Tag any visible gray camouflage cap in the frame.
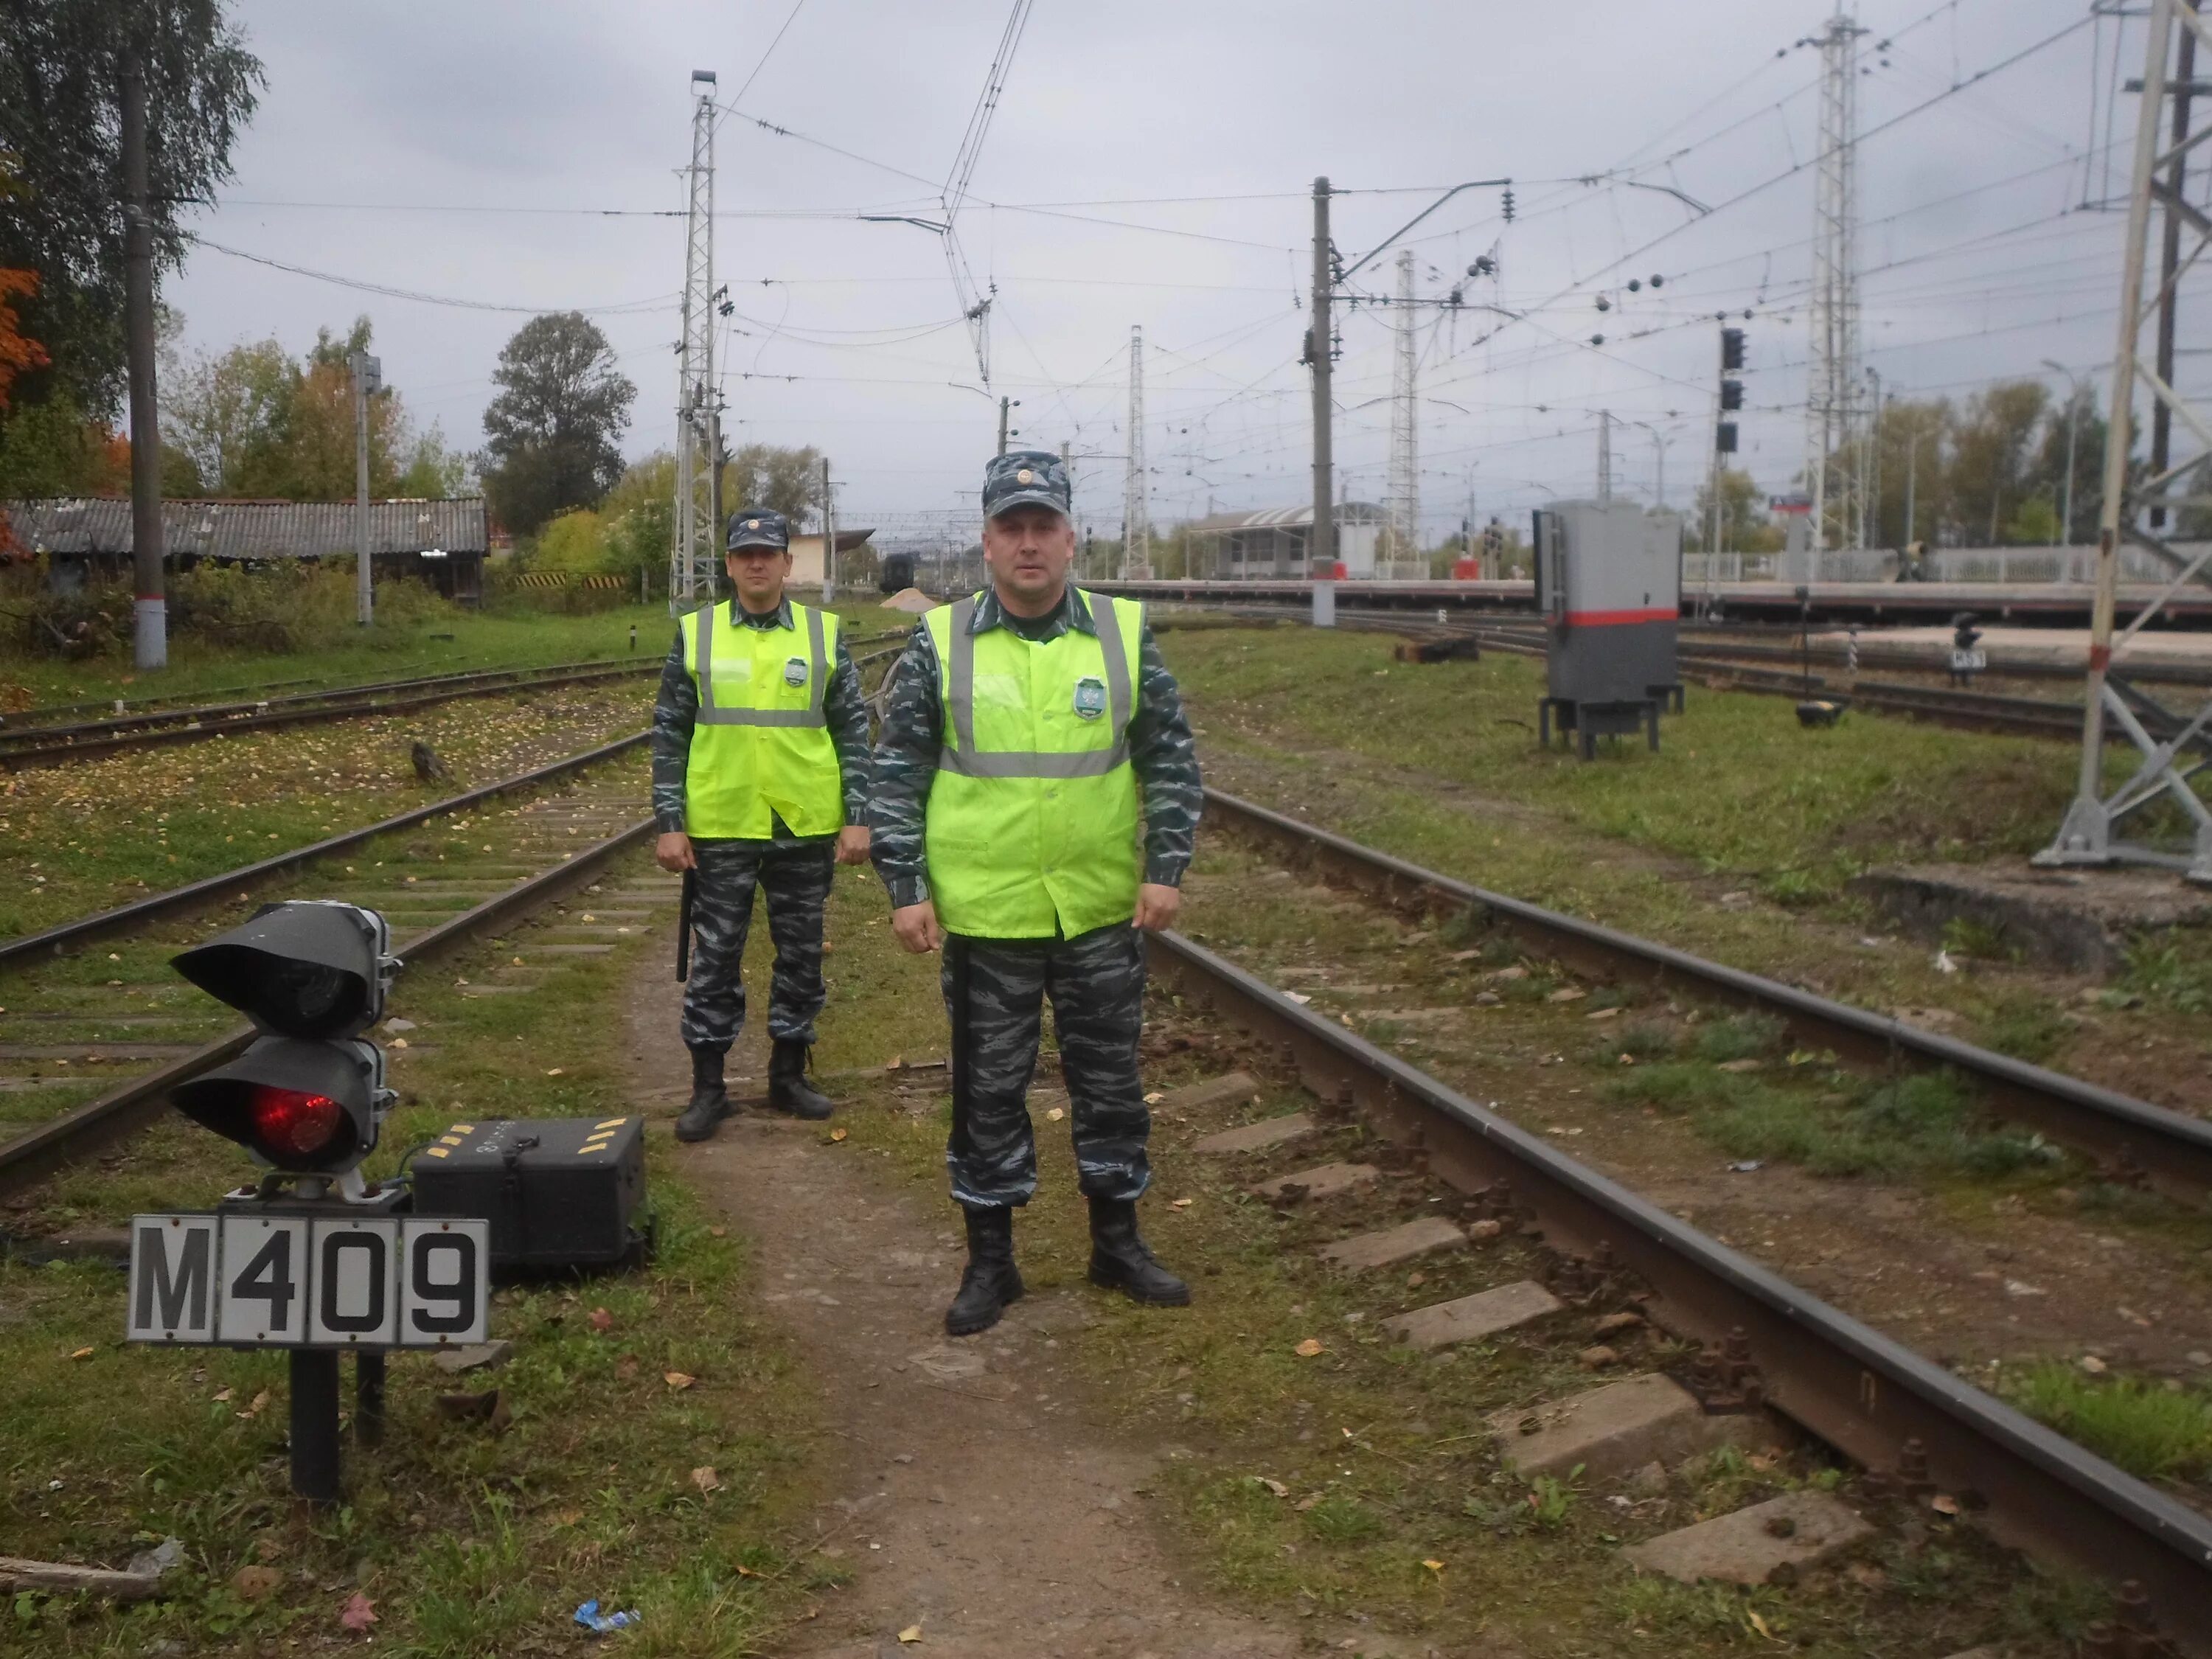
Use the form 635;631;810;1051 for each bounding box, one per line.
725;509;790;552
982;449;1071;518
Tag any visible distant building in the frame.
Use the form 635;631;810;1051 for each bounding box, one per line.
1185;502;1385;580
785;526;875;587
0;497;490;602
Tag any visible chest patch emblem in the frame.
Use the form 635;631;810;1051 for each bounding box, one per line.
785;657;809;688
1071;676;1108;720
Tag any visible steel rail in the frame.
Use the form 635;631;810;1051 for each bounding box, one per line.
0;730;650;970
1202;787;2212;1204
1143;927;2212;1641
0;661;657;771
0;813;655;1198
0;655;655;745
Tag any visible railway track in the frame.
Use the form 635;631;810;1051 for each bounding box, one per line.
1201;786;2212;1203
1145;925;2212;1644
0;733;654;1197
0;655;661;771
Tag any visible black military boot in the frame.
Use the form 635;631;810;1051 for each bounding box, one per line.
675;1044;731;1142
1086;1196;1191;1306
945;1205;1024;1337
766;1037;835;1120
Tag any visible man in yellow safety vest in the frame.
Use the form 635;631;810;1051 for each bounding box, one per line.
652;508;872;1139
869;450;1205;1336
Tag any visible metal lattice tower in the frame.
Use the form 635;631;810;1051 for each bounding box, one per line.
1385;249;1420;577
1806;9;1866;560
1122;326;1150;578
2039;0;2212;886
669;70;720;612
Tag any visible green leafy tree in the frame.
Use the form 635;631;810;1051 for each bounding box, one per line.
0;1;261;425
1688;467;1782;553
480;312;634;535
720;442;821;522
1868;397;1951;549
1947;380;2048;546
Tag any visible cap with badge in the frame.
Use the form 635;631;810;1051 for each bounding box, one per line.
725;508;790;553
981;449;1071;518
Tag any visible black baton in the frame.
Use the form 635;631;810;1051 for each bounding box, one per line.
675;866;696;982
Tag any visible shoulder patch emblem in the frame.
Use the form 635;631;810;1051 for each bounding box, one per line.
785;656;808;687
1072;675;1107;720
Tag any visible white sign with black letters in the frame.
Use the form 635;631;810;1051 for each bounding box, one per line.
126;1211;489;1349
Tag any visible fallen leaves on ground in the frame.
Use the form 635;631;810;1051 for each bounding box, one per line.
690;1466;720;1493
664;1371;695;1390
232;1565;282;1601
588;1307;613;1332
1294;1338;1324;1358
830;1127;849;1142
340;1593;378;1633
897;1626;923;1645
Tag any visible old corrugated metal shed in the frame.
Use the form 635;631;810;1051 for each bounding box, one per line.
1;496;487;560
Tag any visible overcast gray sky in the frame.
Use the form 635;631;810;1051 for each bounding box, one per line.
166;0;2160;543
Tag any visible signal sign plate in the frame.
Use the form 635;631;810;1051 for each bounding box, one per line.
126;1212;489;1350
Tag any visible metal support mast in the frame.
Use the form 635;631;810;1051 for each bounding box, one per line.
1385;248;1420;577
2038;0;2212;886
1806;9;1866;565
670;70;720;613
1121;326;1150;579
1308;177;1336;579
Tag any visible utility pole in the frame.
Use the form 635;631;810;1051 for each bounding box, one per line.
1596;410;1613;504
997;396;1011;456
2039;0;2212;888
1307;177;1336;578
2150;13;2197;527
1385;248;1419;576
1905;428;1919;552
349;350;381;626
1806;9;1866;560
819;455;835;601
121;48;166;669
1122;326;1148;578
670;69;719;613
1863;366;1883;552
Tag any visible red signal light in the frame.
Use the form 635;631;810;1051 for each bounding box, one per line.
250;1086;343;1158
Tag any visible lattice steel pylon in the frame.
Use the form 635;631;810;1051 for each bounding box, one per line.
1384;249;1421;579
669;70;720;613
2039;0;2212;886
1122;325;1150;579
1805;9;1865;564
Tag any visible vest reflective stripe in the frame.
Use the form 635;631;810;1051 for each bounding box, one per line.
695;603;828;727
679;600;844;838
936;594;1133;777
922;589;1142;939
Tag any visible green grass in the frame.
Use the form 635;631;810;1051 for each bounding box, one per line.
2001;1363;2212;1485
0;856;834;1656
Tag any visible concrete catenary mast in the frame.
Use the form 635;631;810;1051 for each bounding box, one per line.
670;70;720;612
1805;9;1866;563
1385;249;1420;577
1122;325;1150;578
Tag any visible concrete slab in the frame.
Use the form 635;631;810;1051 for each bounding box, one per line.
1385;1280;1562;1351
1158;1071;1262;1112
1849;863;2211;975
1621;1490;1874;1586
1489;1373;1761;1483
1193;1112;1317;1156
1318;1216;1467;1271
1250;1161;1380;1202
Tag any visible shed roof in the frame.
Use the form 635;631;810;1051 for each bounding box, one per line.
1;497;489;560
1190;501;1385;532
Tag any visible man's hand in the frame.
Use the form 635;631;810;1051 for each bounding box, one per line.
655;831;697;873
891;900;945;955
835;824;872;866
1133;882;1180;932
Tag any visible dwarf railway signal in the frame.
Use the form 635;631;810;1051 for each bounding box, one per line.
128;900;489;1503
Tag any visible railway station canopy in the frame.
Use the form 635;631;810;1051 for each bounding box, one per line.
0;496;490;602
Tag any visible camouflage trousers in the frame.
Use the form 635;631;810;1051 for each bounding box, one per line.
941;924;1151;1208
679;839;835;1054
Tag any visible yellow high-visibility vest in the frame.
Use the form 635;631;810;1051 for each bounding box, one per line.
921;590;1141;938
678;599;844;838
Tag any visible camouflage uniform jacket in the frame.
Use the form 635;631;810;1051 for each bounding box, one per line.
868;584;1203;911
651;596;872;844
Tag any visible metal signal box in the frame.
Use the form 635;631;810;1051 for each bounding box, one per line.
1531;500;1683;758
410;1116;647;1273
